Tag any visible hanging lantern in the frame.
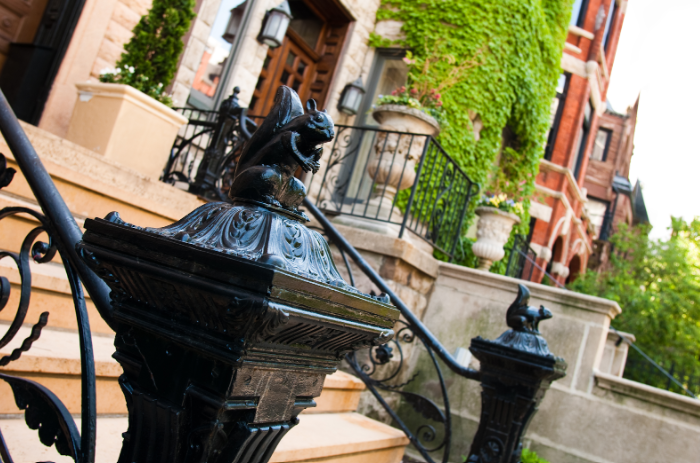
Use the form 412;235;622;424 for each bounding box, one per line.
338;77;366;115
222;3;246;44
258;1;292;48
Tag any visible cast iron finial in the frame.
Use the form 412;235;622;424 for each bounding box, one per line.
506;284;552;334
490;284;555;357
227;86;335;221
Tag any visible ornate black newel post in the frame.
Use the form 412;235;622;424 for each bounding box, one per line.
467;284;567;463
78;86;398;463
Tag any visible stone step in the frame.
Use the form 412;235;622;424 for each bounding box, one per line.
0;324;366;415
0;412;408;462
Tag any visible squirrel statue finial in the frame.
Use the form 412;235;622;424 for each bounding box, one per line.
227;86;334;221
506;284;552;334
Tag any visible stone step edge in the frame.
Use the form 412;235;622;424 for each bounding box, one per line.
0;412;409;463
1;354;364;391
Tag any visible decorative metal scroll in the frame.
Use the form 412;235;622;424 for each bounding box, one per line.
0;156;97;461
345;319;454;463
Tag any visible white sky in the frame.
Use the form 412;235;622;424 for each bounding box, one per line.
605;0;700;238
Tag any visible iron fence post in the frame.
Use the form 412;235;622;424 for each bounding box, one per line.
190;88;243;200
467;285;567;463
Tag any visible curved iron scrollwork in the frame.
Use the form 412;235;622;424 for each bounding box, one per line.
0;152;97;463
161;87;258;201
345;318;452;463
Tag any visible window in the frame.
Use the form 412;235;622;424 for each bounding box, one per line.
570;0;590;27
288;0;324;49
590;128;612;162
572;102;592;179
543;73;569;161
355;49;408;126
189;0;250;109
603;0;618;51
586;198;609;239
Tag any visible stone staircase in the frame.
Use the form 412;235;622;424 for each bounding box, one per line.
0;123;409;463
0;322;409;463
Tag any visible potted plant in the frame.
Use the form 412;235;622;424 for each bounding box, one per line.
65;0;194;179
472;193;524;271
366;46;482;219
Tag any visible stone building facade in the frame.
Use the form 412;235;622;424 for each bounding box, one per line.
0;0;643;288
527;0;644;285
583;97;649;273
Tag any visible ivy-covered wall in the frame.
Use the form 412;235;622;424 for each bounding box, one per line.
370;0;573;269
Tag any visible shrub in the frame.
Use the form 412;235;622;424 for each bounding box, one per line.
99;0;196;105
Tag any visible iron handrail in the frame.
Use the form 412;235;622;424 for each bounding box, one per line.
304;197;480;381
0;89;108;462
610;326;698;399
0;92;114;328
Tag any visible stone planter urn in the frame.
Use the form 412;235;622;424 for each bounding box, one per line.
66;82;187;180
366;104;440;219
472;206;520;271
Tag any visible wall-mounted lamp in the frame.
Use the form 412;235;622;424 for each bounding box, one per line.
222;3;246;44
337;77;366;115
258;1;292;48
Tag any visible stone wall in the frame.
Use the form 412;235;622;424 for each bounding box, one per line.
39;0;158;137
398;262;700;463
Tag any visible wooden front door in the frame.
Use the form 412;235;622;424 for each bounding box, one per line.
251;32;317;115
249;0;350;116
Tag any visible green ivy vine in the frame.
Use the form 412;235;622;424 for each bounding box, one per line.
371;0;573;270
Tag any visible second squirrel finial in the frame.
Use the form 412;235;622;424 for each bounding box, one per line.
506;284;552;334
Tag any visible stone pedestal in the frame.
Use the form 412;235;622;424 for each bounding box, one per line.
466;286;567;463
78;207;399;463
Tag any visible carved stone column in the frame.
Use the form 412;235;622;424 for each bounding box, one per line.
467;285;567;463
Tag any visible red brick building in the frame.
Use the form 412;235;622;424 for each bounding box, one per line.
526;0;644;284
583;98;649;273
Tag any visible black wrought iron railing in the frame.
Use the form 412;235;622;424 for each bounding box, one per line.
304;198;480;463
0;89;115;463
505;234;536;280
163;106;477;261
609;327;699;399
161;87;258;201
314;125;477;260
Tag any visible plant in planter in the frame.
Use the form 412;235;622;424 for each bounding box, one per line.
366;43;483;220
472;193;523;271
65;0;194;179
99;0;196;106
